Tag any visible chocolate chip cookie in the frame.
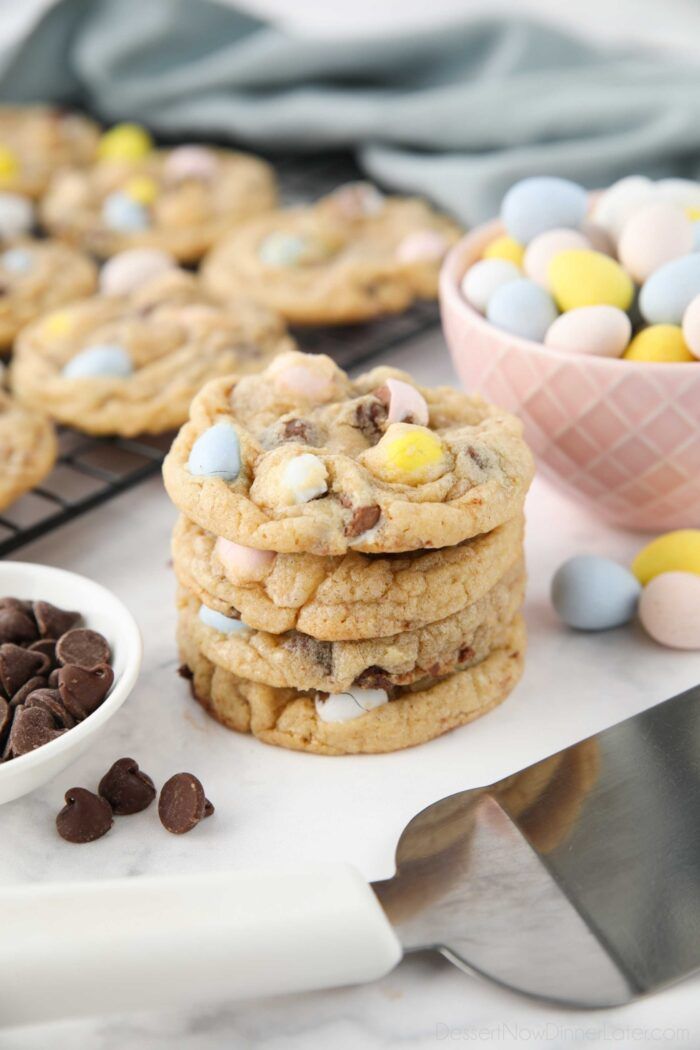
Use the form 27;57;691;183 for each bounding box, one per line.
0;106;98;198
0;390;56;510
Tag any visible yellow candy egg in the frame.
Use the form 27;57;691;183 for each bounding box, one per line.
483;235;524;268
362;423;446;485
548;249;634;312
623;325;694;363
686;207;700;221
124;175;159;205
98;123;153;162
632;529;700;584
0;145;18;182
42;310;74;338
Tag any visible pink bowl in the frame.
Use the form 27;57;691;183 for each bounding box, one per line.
440;220;700;532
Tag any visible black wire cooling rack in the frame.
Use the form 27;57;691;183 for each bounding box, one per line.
0;151;442;557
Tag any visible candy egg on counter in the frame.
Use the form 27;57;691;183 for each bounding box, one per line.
482;234;525;267
460;258;520;313
617;201;693;284
501;176;588;245
548;249;634;312
486;277;557;342
639;253;700;324
590;175;656;239
631;529;700;584
551;555;641;631
682;294;700;359
523;228;590;287
623;325;694;363
638;572;700;650
544;305;631;357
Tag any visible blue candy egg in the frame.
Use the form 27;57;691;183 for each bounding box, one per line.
187;422;241;480
501;177;588;245
551;555;641;631
102;192;150;233
259;232;307;267
1;248;32;274
63;343;133;379
639;252;700;324
486;277;558;342
198;604;248;635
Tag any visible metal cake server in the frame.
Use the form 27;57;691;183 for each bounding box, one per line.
3;684;700;1026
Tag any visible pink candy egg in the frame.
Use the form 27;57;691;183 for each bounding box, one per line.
544;305;631;357
214;537;275;583
380;378;429;426
273;364;335;402
523;228;590;287
99;248;177;296
396;230;449;264
681;293;700;360
618;201;693;283
638;571;700;649
580;220;615;256
163;145;218;183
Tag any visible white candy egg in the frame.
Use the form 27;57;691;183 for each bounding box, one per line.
638;571;700;649
460;258;520;313
590;175;655;240
618;201;693;283
544;305;631;357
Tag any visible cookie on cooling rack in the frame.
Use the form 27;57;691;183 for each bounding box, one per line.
41;126;278;262
0;388;56;511
10;267;295;437
200;183;462;324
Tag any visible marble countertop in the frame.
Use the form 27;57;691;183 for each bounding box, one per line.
2;332;700;1049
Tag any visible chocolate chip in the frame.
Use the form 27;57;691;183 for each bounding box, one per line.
48;668;60;688
10;676;49;707
355;665;392;690
285;633;332;674
0;696;10;740
467;445;489;471
58;663;114;720
99;757;156;815
354;396;387;442
8;705;64;757
0;643;49;696
56;628;111;670
344;504;381;538
56;788;113;843
458;645;475;664
25;688;76;729
204;799;215;818
28;639;57;664
33;601;80;640
177;664;193;680
158;773;211;835
0;606;37;645
282;418;313;441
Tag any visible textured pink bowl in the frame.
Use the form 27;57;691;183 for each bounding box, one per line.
440;220;700;532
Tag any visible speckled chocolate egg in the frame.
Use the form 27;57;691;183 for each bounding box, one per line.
639;571;700;649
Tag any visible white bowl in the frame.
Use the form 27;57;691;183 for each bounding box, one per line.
0;562;142;804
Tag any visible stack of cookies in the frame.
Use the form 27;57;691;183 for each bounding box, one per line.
164;350;534;755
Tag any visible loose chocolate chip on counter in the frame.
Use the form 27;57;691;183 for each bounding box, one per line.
56;628;111;670
33;601;80;640
8;706;64;757
10;676;49;707
0;606;37;646
203;799;215;818
344;504;381;538
58;663;114;720
56;788;113;843
99;758;156;815
0;643;49;697
158;773;212;835
25;689;76;729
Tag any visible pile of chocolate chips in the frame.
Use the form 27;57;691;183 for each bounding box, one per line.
57;758;214;843
0;597;114;762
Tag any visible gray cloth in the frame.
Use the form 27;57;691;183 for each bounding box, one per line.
1;0;699;222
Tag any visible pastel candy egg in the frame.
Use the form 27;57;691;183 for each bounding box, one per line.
0;146;18;181
632;530;700;585
97;123;153;162
623;325;693;363
682;294;700;359
259;232;308;267
198;604;248;636
42;310;74;338
214;537;275;583
617;202;693;284
63;344;133;379
544;305;631;357
579;220;615;256
187;422;241;480
102;192;150;233
362;423;446;486
548;250;634;312
501;176;587;245
486;278;558;342
328;182;385;220
99;248;177;296
395;230;448;264
315;687;388;723
272;363;335;403
692;222;700;251
639;253;700;324
124;175;159;206
638;572;700;649
281;453;328;504
551;555;641;631
1;247;33;274
164;145;218;182
656;178;700;212
0;192;34;239
378;378;429;426
482;235;524;267
590;175;655;239
460;259;520;313
523;228;590;288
